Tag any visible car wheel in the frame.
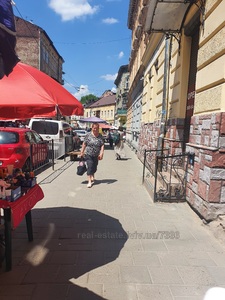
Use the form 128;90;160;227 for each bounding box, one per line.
22;158;31;172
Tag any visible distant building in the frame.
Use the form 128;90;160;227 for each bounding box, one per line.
114;65;129;128
84;94;116;125
15;17;64;84
101;90;115;98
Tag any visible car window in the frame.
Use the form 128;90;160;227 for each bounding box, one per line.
31;121;59;135
33;131;43;143
25;131;36;143
0;131;19;144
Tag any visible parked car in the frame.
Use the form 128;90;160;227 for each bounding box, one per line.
0;127;49;172
73;129;88;144
28;119;75;158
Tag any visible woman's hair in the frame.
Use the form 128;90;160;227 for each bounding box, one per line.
92;122;99;128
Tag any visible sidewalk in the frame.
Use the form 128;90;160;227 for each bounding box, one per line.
0;144;225;300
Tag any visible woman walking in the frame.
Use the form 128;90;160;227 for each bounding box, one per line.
80;123;104;188
114;127;126;160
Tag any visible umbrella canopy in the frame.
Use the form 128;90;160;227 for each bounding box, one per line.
0;62;84;119
99;123;112;129
79;116;107;123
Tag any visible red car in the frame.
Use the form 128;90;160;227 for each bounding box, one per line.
0;127;49;172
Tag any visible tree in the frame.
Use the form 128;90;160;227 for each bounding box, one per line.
80;94;98;105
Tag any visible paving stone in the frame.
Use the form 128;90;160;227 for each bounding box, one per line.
177;266;216;286
132;251;161;266
103;283;138;300
148;266;183;284
120;266;152;283
31;284;69;300
136;284;173;300
169;285;210;297
206;266;225;285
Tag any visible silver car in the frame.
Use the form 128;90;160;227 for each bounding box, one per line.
73;129;87;143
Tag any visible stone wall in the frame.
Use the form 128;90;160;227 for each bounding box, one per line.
138;113;225;220
137;118;185;160
186;112;225;221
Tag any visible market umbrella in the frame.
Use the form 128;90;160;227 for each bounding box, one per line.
99;123;112;129
79;116;107;123
0;62;84;119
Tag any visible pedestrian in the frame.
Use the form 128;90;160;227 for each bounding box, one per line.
108;130;114;148
80;122;104;188
114;127;126;160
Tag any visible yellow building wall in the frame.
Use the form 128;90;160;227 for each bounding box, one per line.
195;0;225;114
83;105;115;125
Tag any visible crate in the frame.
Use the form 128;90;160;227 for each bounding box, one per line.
21;177;37;188
5;186;22;202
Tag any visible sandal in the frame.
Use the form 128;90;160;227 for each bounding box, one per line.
87;182;92;188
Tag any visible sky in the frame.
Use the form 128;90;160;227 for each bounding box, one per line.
12;0;132;100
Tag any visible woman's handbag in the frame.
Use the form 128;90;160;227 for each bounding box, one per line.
76;159;87;176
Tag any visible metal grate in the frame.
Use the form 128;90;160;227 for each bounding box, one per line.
39;161;74;184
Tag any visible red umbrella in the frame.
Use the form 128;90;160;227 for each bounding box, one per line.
0;62;84;119
99;123;112;129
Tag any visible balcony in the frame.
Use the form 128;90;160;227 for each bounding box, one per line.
116;109;127;116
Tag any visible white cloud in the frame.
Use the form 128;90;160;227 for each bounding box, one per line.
101;73;118;81
73;85;90;100
48;0;99;21
111;87;117;93
118;51;124;59
102;18;119;25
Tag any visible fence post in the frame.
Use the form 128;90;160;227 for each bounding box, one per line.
142;149;147;184
30;144;33;171
51;140;54;170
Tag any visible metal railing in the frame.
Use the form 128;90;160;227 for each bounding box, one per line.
142;149;194;202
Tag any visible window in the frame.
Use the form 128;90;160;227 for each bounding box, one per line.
26;132;36;143
31;121;59;135
0;132;18;144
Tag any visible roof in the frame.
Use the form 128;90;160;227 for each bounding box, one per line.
88;94;116;108
114;65;129;86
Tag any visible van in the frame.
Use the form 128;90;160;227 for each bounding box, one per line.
28;119;74;158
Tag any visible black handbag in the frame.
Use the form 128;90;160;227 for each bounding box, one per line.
77;159;87;176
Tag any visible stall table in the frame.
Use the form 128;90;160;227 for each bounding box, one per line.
0;184;44;271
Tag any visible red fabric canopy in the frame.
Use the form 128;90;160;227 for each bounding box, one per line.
0;62;84;119
99;123;112;129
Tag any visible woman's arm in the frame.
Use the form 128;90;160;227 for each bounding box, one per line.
98;144;104;160
80;142;86;157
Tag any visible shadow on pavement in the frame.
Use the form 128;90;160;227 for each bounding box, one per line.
0;207;128;300
82;179;117;186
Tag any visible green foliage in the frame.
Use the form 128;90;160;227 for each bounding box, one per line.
80;94;98;105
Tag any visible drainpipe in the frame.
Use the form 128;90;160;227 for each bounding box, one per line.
157;35;171;160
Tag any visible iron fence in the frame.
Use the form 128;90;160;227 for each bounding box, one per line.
143;149;194;202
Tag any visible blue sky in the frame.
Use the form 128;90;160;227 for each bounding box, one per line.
13;0;131;100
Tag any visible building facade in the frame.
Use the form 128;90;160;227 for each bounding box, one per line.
114;65;129;128
15;17;64;84
127;0;225;220
84;93;116;125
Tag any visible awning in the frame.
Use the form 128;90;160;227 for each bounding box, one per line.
145;0;196;33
